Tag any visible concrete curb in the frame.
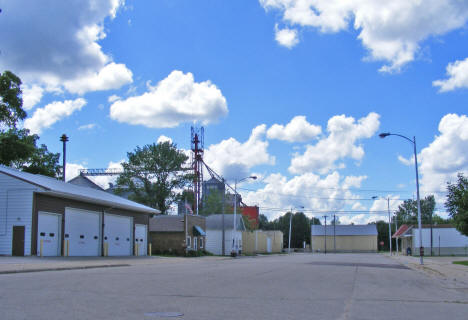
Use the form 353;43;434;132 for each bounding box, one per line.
0;264;131;275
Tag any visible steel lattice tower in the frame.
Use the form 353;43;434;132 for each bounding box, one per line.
191;126;204;215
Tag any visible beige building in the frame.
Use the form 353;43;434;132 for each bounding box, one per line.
242;230;283;254
311;224;377;253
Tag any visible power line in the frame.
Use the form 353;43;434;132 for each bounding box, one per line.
238;187;409;202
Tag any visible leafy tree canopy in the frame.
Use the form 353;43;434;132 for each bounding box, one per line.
0;70;61;178
116;141;191;214
260;211;321;248
445;173;468;236
0;71;26;128
394;195;445;225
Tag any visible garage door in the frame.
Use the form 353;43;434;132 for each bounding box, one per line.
104;214;132;256
135;224;147;256
37;212;61;256
65;208;101;256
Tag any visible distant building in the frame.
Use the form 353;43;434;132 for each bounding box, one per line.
241;206;259;229
149;214;206;255
202;177;225;206
393;224;468;256
311;224;378;253
205;214;245;255
68;174;104;191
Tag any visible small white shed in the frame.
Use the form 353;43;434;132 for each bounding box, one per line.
205;214;245;255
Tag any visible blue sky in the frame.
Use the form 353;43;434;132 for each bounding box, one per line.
1;0;468;223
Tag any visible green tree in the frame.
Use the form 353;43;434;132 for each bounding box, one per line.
0;70;61;177
0;70;26;128
269;211;316;248
116;141;191;214
395;195;437;225
445;173;468;236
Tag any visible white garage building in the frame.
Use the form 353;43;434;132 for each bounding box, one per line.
0;166;158;257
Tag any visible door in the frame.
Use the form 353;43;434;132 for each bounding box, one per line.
193;237;198;250
12;226;25;256
37;212;61;256
267;237;272;253
134;224;147;256
104;214;132;256
65;208;101;256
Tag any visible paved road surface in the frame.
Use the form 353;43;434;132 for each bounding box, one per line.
0;253;466;320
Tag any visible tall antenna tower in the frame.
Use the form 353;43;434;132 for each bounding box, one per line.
191;126;204;215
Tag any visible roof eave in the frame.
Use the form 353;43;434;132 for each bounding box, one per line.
37;190;159;215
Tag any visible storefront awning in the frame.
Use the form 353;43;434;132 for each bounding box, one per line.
193;225;206;236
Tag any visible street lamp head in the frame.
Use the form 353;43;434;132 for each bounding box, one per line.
372;196;378;200
379;132;390;139
60;134;69;142
250;176;257;180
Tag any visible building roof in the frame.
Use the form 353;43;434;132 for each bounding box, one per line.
0;165;159;215
149;215;184;232
68;174;104;191
392;224;412;238
392;224;456;238
311;224;378;236
205;214;245;231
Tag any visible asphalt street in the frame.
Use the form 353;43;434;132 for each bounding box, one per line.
0;253;467;320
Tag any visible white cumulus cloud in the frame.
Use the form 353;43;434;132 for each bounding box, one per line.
204;125;275;181
289;112;380;175
157;135;173;144
110;70;228;128
267;115;322;142
24;98;86;134
274;24;299;48
260;0;468;72
0;0;132;94
78;123;97;131
415;114;468;200
22;85;44;110
433;57;468;92
63;62;133;95
242;171;367;221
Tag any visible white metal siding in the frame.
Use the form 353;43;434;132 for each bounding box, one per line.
205;230;222;255
205;229;242;255
0;172;42;255
412;228;468;248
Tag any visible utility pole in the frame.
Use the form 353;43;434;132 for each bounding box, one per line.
222;179;225;256
323;215;327;254
60;134;69;181
430;210;433;256
394;215;399;254
387;197;392;255
333;214;336;253
288;209;293;253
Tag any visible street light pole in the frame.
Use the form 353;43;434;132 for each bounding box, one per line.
288;208;292;254
387;197;392;256
379;132;423;265
288;205;304;253
60;134;69;182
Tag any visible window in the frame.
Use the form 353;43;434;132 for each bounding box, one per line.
199;237;204;249
193;237;198;250
186;236;191;248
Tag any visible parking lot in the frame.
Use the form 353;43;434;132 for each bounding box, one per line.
0;253;467;320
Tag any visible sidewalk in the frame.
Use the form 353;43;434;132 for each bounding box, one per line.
0;255;224;274
390;254;468;288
